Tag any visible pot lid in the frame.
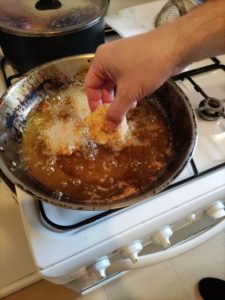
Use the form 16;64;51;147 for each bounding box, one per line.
0;0;109;36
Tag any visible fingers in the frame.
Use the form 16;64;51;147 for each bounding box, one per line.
86;87;103;111
130;101;138;109
84;63;104;111
106;80;139;129
85;58;115;111
102;81;115;104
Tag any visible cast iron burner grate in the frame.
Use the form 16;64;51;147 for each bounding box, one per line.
1;35;225;231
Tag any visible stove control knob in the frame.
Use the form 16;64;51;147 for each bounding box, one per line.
205;201;225;219
186;213;196;223
88;256;110;279
152;225;173;248
121;241;143;263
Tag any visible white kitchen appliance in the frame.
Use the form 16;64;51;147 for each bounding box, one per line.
15;54;225;294
1;0;225;296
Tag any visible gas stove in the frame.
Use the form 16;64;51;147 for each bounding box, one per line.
4;54;224;229
1;31;225;294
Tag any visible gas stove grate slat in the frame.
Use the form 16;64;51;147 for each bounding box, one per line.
37;200;120;231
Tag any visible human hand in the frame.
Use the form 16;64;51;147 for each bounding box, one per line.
85;28;182;129
84;0;225;129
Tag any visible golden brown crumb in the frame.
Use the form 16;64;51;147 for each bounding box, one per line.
85;104;129;151
42;119;88;156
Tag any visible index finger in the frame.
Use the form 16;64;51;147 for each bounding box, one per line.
84;64;104;111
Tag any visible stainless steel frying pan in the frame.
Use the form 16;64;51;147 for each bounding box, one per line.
0;54;197;210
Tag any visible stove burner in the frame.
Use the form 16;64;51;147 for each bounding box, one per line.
198;97;225;121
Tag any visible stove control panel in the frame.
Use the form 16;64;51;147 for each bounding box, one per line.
151;225;173;248
205;201;225;219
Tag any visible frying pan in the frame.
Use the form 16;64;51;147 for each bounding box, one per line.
0;54;197;210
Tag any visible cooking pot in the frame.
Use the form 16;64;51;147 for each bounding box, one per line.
0;54;197;210
0;0;109;73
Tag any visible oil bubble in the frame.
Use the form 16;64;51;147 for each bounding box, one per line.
23;156;31;162
103;160;117;171
72;178;82;186
88;153;96;161
100;175;109;183
75;164;84;171
109;177;114;184
111;159;118;167
11;161;17;167
46;157;56;166
53;191;63;200
131;160;142;171
41;166;55;176
34;161;42;168
75;152;81;158
60;181;68;188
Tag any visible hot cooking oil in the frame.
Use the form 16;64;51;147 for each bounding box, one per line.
21;88;173;203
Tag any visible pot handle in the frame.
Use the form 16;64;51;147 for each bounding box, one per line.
35;0;62;10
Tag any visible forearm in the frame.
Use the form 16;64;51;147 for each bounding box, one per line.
170;0;225;70
121;0;225;77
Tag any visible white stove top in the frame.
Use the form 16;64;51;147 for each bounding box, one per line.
0;13;225;288
14;55;225;274
178;62;225;171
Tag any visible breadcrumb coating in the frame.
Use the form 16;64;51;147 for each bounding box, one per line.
86;104;129;151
